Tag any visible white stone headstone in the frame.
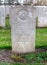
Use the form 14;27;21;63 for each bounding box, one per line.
35;6;47;27
0;5;5;27
9;5;38;53
36;6;47;27
5;5;9;17
38;17;47;27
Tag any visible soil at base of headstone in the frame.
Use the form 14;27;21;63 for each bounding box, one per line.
0;48;47;63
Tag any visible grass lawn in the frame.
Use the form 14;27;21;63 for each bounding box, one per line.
36;28;47;48
0;17;47;65
0;62;45;65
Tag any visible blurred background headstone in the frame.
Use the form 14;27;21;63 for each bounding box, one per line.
36;6;47;27
0;5;5;27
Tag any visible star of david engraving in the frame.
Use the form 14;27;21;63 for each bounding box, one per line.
16;33;31;43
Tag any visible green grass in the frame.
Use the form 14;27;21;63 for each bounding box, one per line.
0;29;11;49
0;62;45;65
36;28;47;48
21;50;47;63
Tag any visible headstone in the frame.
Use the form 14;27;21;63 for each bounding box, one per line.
0;5;5;27
36;6;47;27
9;5;38;53
38;17;47;27
5;5;9;17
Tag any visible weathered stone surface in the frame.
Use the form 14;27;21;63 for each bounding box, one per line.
0;5;5;27
9;5;37;53
5;5;9;17
38;17;47;27
36;6;47;27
